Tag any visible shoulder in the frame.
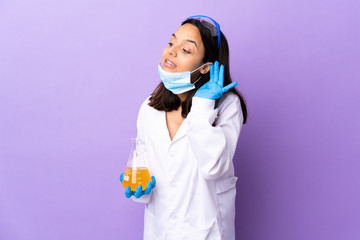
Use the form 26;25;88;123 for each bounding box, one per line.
137;96;151;128
138;95;159;116
137;96;149;118
140;96;151;109
139;95;159;112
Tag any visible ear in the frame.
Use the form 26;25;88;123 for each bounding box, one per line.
200;62;213;74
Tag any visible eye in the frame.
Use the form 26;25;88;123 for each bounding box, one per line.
168;42;173;46
183;49;190;54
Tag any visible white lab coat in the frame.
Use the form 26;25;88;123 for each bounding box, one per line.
131;91;243;240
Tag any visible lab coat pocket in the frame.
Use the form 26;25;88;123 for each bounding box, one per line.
215;176;238;240
181;217;222;240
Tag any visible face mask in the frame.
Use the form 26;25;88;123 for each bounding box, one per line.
158;61;208;94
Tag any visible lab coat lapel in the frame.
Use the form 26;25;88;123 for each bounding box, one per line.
162;111;188;144
171;118;188;143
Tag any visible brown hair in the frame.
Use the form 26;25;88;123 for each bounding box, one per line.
148;18;248;124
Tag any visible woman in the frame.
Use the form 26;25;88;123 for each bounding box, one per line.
121;15;248;240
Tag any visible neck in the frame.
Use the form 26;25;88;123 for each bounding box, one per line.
177;92;188;103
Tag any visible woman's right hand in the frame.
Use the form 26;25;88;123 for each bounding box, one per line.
120;173;156;198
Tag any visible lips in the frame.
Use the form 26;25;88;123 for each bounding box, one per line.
164;58;176;68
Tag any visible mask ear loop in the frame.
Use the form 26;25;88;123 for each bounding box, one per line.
190;62;209;74
191;61;220;110
190;62;210;85
192;75;202;85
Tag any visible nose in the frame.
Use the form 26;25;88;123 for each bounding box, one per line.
168;44;177;57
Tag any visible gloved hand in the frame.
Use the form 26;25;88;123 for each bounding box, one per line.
194;61;237;99
120;173;156;198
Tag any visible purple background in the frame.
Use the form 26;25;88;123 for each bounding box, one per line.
1;0;359;239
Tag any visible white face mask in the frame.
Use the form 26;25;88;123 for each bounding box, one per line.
158;61;208;94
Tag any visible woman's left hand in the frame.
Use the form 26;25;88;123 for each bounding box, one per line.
194;61;238;100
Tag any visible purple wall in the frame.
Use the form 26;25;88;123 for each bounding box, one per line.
0;0;359;239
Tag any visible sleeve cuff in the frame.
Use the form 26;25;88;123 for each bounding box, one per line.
191;97;216;112
186;97;219;125
130;192;151;203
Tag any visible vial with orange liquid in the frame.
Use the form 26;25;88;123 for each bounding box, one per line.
122;138;152;191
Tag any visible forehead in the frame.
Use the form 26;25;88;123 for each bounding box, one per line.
173;23;203;44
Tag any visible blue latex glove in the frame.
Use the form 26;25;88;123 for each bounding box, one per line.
194;61;238;99
120;173;156;198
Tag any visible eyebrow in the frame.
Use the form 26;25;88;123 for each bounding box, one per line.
172;33;198;48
